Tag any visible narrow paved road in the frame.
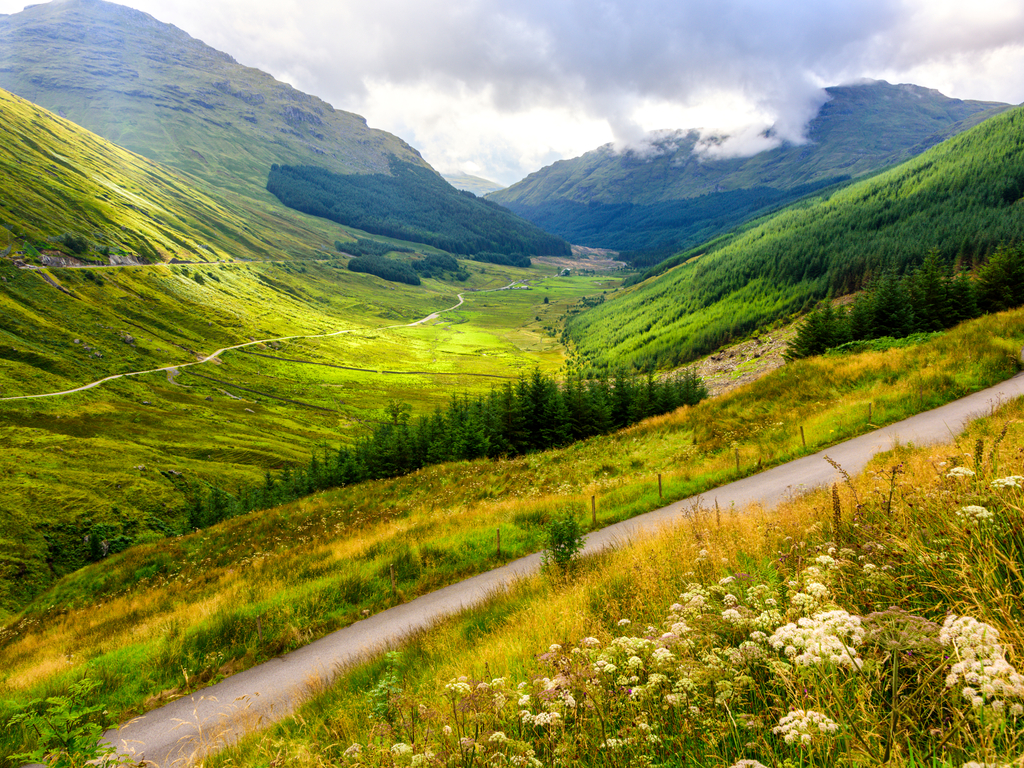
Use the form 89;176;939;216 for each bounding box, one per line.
102;369;1024;767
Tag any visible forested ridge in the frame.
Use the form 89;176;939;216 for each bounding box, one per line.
267;160;570;257
563;105;1024;373
501;178;845;260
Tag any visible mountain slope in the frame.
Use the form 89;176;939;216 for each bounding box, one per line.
0;86;315;264
0;0;429;201
491;81;1010;255
443;173;506;196
561;104;1024;372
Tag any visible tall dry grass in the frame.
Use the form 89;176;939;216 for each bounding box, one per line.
206;397;1024;768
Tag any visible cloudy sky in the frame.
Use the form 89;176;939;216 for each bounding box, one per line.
4;0;1024;185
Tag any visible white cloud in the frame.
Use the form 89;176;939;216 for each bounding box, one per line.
2;0;1023;184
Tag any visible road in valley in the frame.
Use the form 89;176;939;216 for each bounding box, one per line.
101;368;1024;767
0;295;473;403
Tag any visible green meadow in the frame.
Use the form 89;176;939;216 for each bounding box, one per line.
0;253;619;617
1;307;1021;767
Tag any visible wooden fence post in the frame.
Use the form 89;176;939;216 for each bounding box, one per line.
658;474;663;498
800;426;806;449
591;495;597;526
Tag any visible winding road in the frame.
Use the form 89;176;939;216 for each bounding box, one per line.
99;367;1024;767
0;292;473;403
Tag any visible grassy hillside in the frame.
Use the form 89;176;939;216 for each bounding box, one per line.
207;393;1024;768
491;81;1009;255
0;255;613;615
0;0;427;201
0;1;569;268
0;86;332;264
1;307;1022;765
563;104;1024;373
0;77;616;620
442;173;506;196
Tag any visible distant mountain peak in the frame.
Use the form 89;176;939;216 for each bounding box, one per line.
489;80;1011;253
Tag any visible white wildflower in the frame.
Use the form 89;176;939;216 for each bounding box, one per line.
773;709;839;745
769;610;864;668
991;475;1023;489
446;679;473;695
941;615;1024;716
956;505;994;523
946;466;976;478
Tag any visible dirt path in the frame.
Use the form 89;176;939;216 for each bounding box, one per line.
102;370;1024;767
0;291;484;403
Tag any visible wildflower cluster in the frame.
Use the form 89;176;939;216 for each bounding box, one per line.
772;709;840;746
785;560;837;618
940;615;1024;717
955;505;994;524
990;475;1023;489
947;466;977;479
768;610;865;668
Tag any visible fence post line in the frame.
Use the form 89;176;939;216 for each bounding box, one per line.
658;473;663;498
591;495;597;526
800;425;806;449
390;564;396;597
497;528;501;558
735;449;740;473
868;402;873;423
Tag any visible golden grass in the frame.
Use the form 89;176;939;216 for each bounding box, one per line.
205;398;1024;768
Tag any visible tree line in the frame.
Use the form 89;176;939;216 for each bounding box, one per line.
267;160;570;257
179;368;707;530
787;245;1024;359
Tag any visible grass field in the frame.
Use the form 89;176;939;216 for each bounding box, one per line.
0;258;618;614
2;307;1021;765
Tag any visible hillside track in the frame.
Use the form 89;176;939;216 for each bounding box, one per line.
101;368;1024;767
0;293;478;403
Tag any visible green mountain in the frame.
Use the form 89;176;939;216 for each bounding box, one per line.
443;173;506;196
0;0;430;202
490;81;1010;258
562;104;1024;372
0;0;567;259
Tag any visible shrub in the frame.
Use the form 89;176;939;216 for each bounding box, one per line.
542;507;585;574
6;678;119;767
